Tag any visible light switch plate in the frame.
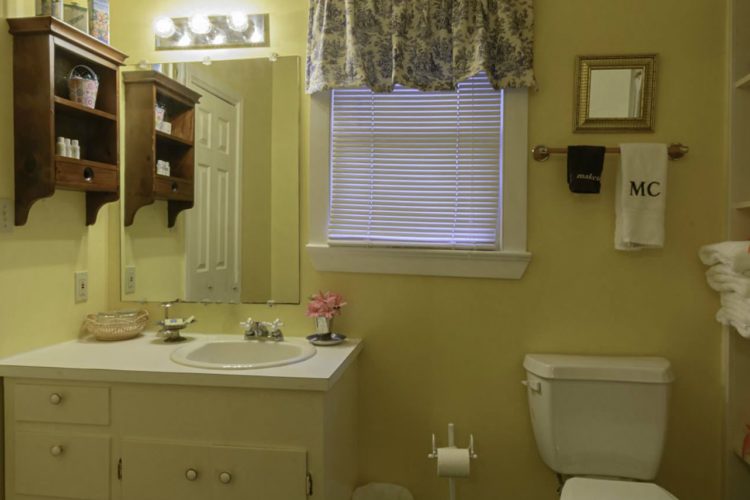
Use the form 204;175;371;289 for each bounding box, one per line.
74;271;88;303
0;198;13;232
125;266;136;294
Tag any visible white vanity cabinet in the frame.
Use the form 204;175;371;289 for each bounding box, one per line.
121;440;307;500
0;336;360;500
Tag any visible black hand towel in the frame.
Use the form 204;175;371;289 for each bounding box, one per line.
567;146;606;193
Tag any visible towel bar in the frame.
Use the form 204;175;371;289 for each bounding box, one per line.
532;143;689;162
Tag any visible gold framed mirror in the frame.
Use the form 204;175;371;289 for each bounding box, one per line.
574;54;657;132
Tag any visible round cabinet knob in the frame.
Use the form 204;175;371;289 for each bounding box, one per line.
218;472;232;484
50;445;63;456
185;469;198;481
49;393;62;405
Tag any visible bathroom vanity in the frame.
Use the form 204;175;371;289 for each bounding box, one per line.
0;333;362;500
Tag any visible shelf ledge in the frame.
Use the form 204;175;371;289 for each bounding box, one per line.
55;96;117;121
156;130;194;147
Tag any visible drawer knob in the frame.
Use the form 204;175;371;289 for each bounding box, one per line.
49;393;62;405
185;469;198;481
50;445;63;456
83;167;94;182
219;472;232;484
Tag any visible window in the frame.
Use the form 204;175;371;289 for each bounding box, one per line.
308;74;530;279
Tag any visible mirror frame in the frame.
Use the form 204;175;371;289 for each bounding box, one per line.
574;54;657;132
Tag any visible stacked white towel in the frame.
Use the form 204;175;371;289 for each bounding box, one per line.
700;241;750;337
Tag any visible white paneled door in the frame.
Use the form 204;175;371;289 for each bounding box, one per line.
185;84;240;303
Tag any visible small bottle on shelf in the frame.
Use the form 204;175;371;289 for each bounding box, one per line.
71;140;81;159
56;137;66;157
63;138;72;158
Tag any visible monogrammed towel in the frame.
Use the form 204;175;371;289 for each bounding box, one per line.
567;146;606;193
614;143;668;251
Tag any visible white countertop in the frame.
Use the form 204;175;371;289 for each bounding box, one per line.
0;332;362;391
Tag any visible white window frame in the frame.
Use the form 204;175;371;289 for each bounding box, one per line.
308;88;531;279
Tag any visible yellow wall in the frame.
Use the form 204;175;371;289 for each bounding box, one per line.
0;0;112;355
108;1;727;499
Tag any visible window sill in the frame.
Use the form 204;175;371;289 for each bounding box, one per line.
306;243;531;279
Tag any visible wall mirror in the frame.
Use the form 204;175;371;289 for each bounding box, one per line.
121;56;300;304
574;54;657;131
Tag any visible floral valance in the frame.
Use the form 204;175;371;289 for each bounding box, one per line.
305;0;537;94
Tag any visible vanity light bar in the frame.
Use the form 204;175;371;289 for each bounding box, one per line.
531;143;689;162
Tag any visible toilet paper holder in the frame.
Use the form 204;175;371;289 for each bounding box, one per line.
428;423;477;500
428;422;478;459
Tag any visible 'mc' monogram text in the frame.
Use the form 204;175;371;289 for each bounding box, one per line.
630;181;661;197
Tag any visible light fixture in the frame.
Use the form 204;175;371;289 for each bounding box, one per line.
188;14;212;35
249;27;264;44
177;31;192;47
154;16;176;39
154;13;270;50
211;30;227;46
227;12;249;32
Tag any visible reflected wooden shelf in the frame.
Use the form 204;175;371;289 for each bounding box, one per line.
733;201;750;210
156;130;194;147
54;96;117;122
123;70;201;228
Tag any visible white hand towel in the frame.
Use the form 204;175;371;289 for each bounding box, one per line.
615;143;668;250
717;293;750;338
706;265;750;296
698;241;750;266
720;293;750;322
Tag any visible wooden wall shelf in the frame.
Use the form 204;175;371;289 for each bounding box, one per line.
123;71;201;228
8;16;127;225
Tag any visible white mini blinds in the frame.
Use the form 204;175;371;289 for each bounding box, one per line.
329;73;503;250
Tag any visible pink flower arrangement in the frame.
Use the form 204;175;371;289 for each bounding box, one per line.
306;291;347;319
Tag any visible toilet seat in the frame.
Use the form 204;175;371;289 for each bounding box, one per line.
561;478;678;500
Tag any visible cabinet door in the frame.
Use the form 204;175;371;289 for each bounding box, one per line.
210;445;308;500
14;431;111;499
121;439;210;500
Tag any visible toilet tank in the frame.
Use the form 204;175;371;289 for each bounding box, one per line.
523;354;674;481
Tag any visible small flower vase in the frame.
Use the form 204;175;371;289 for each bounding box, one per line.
314;317;334;337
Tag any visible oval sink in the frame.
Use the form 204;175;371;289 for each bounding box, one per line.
170;339;316;370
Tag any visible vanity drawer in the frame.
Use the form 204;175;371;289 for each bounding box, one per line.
56;158;119;192
14;430;111;499
14;383;110;425
154;176;193;201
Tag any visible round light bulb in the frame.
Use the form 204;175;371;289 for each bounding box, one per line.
188;14;212;35
153;16;176;39
227;12;249;32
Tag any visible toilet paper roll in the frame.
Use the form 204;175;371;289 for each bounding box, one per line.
436;447;470;478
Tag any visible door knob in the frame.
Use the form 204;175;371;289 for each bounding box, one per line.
218;471;232;484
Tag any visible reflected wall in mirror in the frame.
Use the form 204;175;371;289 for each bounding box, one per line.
574;54;656;131
121;56;300;304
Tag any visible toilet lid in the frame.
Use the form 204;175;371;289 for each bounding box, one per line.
561;478;678;500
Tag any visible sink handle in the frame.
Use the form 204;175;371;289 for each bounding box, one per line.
269;318;284;341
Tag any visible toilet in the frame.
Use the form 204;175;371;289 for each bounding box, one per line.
523;354;678;499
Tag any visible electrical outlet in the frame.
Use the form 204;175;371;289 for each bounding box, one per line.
0;198;13;232
74;271;88;303
125;266;136;294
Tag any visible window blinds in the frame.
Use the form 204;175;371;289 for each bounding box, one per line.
329;73;503;250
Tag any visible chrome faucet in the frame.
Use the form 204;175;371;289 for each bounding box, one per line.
240;318;284;342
